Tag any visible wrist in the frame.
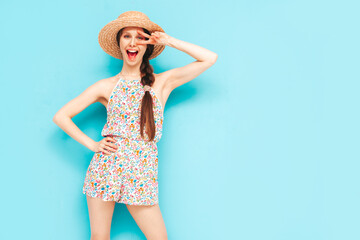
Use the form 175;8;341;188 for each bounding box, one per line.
167;36;179;48
86;139;97;152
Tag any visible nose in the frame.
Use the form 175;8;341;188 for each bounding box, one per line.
130;37;136;46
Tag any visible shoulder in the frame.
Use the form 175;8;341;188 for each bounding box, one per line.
88;76;113;89
86;75;118;101
100;75;122;90
99;75;119;87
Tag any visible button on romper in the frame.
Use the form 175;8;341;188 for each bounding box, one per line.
82;76;164;205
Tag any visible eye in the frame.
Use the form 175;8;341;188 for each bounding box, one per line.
138;36;144;40
124;35;129;38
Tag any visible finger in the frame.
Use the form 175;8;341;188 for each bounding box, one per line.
106;142;118;150
101;148;111;155
104;145;116;152
102;146;114;154
111;142;119;148
151;33;160;39
104;151;111;155
136;39;151;45
104;144;115;150
106;138;117;145
147;37;158;43
151;36;160;43
137;30;151;38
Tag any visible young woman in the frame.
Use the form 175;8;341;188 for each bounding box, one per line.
53;11;217;240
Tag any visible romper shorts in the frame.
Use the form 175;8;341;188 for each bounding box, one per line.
82;135;159;205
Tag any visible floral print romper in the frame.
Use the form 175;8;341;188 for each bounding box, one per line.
82;76;164;205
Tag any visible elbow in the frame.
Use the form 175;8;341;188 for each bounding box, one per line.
53;112;64;125
53;112;72;125
52;113;60;125
209;53;218;65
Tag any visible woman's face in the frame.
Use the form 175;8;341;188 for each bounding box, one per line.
119;27;147;64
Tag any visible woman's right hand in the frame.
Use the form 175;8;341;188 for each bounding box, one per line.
91;137;119;155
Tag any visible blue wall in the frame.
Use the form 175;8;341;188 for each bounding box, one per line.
1;0;360;239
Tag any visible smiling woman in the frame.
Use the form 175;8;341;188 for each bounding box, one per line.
53;10;217;240
123;32;144;60
126;49;138;61
114;26;161;141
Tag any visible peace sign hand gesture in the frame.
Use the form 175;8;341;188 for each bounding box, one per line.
136;30;172;46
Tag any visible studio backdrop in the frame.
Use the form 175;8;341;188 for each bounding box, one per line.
1;0;359;239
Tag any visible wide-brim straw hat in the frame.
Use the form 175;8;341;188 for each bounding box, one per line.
98;11;166;60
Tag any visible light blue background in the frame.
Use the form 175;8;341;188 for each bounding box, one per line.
1;0;359;239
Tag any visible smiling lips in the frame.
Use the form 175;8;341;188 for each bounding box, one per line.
126;50;138;61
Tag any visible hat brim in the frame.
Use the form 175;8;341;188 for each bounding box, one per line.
98;18;166;60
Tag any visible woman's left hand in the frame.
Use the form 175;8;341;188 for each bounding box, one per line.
136;30;172;46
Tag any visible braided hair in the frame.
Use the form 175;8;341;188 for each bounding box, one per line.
116;28;157;142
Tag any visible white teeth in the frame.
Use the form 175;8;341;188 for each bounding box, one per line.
128;50;138;53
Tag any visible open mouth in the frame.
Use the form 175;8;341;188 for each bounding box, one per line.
126;50;138;61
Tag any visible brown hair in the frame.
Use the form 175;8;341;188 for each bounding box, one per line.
116;28;156;142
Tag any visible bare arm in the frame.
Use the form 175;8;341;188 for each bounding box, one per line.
161;36;218;92
136;31;218;93
52;79;106;151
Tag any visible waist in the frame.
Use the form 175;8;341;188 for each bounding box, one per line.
104;134;156;144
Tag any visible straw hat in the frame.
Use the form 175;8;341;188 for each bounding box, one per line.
98;11;166;60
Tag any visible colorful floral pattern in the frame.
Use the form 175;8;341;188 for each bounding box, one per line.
82;76;164;205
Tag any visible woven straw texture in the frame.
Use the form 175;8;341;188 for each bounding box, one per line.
98;11;166;60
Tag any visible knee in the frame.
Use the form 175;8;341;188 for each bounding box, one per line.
90;232;110;240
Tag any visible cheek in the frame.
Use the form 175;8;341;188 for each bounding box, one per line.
119;39;128;49
139;47;147;54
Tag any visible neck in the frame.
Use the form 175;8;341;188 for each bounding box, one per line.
119;63;142;78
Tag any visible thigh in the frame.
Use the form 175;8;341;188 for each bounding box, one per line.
86;195;116;239
126;204;168;240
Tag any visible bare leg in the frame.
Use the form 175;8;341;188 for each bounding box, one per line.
86;195;116;240
126;203;168;240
